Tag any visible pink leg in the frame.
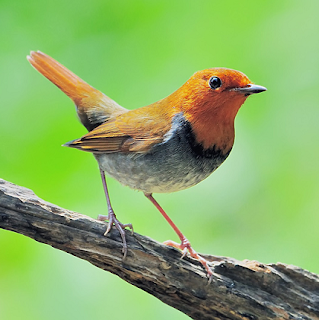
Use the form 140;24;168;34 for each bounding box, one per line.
144;193;212;280
98;169;133;259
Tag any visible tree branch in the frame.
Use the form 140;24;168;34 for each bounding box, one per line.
0;178;318;320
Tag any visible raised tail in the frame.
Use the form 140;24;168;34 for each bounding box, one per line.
27;51;128;131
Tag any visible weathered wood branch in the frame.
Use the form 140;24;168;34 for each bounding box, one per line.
0;178;318;320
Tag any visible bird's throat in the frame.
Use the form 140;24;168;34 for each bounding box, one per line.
186;113;235;155
185;120;232;160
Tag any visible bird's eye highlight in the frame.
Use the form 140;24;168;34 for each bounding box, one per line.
209;77;222;90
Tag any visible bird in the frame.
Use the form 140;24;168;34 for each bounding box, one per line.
27;51;266;279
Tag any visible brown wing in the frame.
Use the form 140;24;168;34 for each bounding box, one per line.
64;103;174;154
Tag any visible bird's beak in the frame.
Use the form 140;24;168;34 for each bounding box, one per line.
233;84;267;96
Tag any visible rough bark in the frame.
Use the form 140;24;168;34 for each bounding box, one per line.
0;178;318;320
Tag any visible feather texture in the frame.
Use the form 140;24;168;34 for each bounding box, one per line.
65;103;174;153
27;51;127;130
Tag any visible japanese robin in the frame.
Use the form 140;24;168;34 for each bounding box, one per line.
28;51;266;278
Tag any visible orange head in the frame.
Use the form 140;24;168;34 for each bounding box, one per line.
167;68;266;152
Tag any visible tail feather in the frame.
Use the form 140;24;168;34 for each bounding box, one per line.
27;51;128;131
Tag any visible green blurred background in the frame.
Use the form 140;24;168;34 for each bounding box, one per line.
1;0;319;319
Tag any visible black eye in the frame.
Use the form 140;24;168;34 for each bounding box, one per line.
209;76;222;90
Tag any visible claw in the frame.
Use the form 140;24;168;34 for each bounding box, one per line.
180;247;188;259
97;214;108;221
164;238;213;281
98;210;133;259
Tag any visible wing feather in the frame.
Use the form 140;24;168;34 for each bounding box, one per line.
64;105;173;153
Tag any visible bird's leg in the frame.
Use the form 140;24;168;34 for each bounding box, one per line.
144;193;213;280
98;169;133;259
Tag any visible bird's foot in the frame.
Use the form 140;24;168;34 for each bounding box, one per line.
164;237;213;282
98;212;133;259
